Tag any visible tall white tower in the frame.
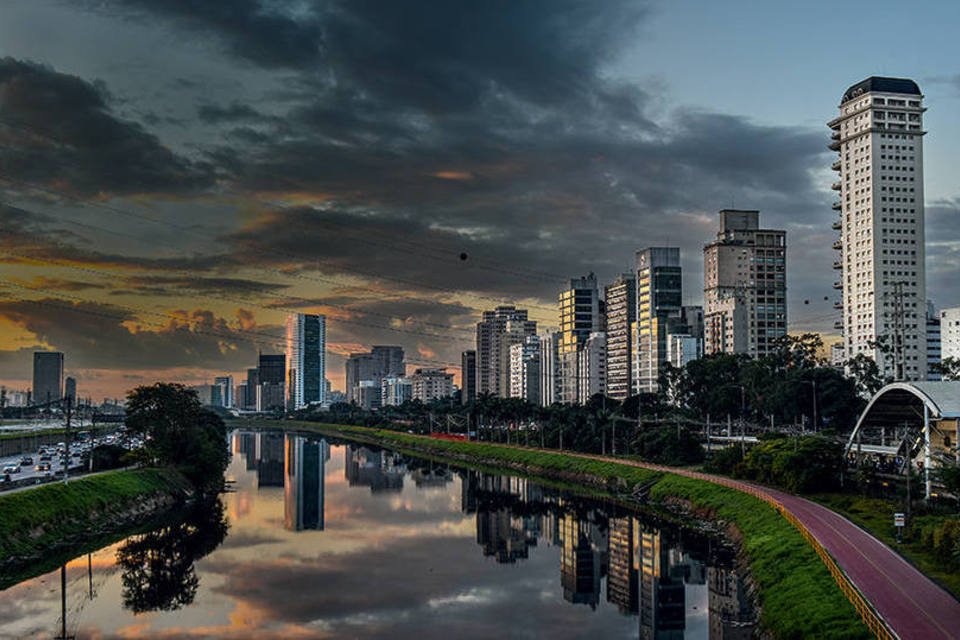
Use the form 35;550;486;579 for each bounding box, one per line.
828;77;926;380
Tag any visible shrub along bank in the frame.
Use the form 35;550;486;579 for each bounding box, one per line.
249;421;869;639
0;468;192;579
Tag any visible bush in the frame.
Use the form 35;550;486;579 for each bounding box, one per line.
703;444;744;474
631;424;705;465
90;444;129;471
734;435;843;493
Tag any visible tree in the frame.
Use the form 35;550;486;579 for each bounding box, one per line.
934;357;960;381
117;498;228;613
125;383;230;492
845;352;888;397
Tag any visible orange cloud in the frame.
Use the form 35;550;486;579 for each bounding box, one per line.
431;170;474;181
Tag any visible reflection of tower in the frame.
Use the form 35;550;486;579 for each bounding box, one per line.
344;445;404;492
477;508;530;563
284;435;328;531
560;512;605;608
256;432;285;487
639;530;685;640
460;470;479;514
237;432;257;471
607;516;639;614
708;566;754;640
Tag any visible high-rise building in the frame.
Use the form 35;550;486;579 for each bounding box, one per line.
64;376;76;405
604;274;636;400
32;351;64;405
258;354;285;385
256;431;285;487
460;350;477;404
941;307;960;366
345;346;404;404
286;313;327;410
381;375;413;406
476;306;537;398
508;335;541;404
214;375;234;408
283;434;328;531
243;367;260;409
635;249;683;393
538;332;560;407
829;77;926;380
409;368;455;402
558;275;603;403
577;332;606;402
356;380;381;411
667;334;703;369
927;301;942;381
703;210;787;358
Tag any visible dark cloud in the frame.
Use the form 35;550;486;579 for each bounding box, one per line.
197;102;268;124
119;274;290;296
0;57;212;196
0;297;279;370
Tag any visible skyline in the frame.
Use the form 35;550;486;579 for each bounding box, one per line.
1;1;958;398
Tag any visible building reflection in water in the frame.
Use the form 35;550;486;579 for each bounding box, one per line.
460;469;756;638
284;435;329;531
344;444;405;493
230;432;755;636
255;432;285;488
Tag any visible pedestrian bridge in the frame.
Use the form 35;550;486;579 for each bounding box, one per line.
845;381;960;496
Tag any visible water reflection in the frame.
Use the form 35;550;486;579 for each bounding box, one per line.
116;498;228;613
454;465;756;637
2;430;755;639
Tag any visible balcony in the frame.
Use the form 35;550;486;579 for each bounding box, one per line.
833;280;843;290
832;239;843;250
834;320;844;331
833;300;843;310
832;201;842;211
832;220;842;231
829;140;841;151
833;260;843;270
831;181;842;191
831;131;841;141
832;159;842;171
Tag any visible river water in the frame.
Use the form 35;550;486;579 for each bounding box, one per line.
0;430;755;639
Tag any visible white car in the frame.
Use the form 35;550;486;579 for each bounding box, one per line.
2;465;20;474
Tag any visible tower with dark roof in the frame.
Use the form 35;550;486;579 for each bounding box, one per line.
828;77;927;380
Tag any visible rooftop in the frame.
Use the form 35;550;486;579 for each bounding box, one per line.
841;76;921;104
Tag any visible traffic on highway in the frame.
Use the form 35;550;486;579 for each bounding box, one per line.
0;430;142;490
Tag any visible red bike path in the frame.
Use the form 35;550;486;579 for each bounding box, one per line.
575;453;960;639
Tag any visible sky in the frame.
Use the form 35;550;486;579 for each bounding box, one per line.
0;0;958;400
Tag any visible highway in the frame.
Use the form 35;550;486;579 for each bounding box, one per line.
0;431;133;491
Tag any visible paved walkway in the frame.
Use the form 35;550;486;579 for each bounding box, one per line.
575;453;960;640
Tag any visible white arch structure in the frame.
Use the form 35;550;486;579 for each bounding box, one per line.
846;381;960;499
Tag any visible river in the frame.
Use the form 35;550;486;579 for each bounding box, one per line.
0;429;755;639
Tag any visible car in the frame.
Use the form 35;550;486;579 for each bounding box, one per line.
37;448;48;456
35;462;51;472
39;454;52;462
20;456;33;466
2;465;20;474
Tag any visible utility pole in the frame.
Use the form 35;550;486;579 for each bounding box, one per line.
63;395;72;484
891;281;906;381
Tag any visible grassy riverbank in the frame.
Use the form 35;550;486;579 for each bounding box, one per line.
0;468;192;581
812;493;960;599
245;420;870;639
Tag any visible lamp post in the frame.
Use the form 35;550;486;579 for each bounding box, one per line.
800;379;818;433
